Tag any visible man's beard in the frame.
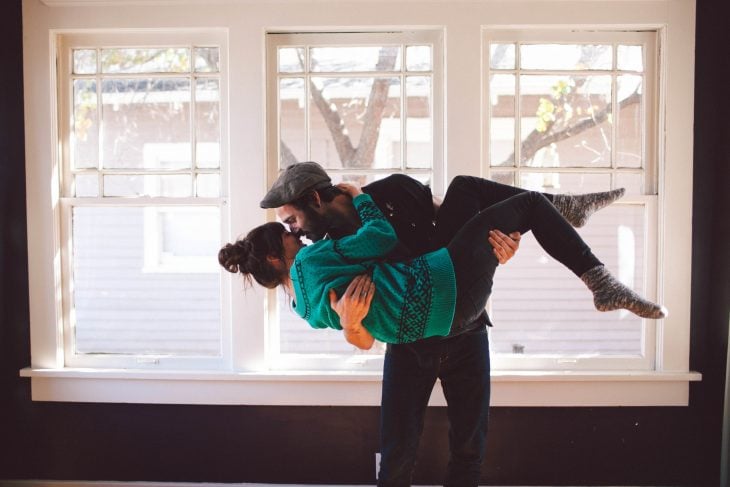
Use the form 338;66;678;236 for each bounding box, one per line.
299;206;329;242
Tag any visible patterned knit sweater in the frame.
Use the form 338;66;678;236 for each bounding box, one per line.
290;193;456;344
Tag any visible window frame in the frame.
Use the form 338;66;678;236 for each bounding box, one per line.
21;0;700;406
55;30;231;370
483;29;660;372
264;30;444;371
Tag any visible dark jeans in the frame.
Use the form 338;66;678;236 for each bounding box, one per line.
379;327;490;487
446;188;602;330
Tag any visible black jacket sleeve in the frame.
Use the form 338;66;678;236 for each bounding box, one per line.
362;174;437;259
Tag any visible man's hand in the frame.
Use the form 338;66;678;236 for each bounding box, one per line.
329;274;375;350
336;182;363;198
488;230;521;264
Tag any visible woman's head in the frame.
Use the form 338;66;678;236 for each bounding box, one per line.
218;222;290;289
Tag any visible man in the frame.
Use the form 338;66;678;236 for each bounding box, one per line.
261;162;518;486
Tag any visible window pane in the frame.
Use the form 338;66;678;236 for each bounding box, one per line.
490;170;515;187
616;75;643;168
520;44;612;70
406;45;431;71
195;78;220;169
279;77;306;165
103;174;192;197
405;76;432;169
101;78;191;170
278;47;305;73
72;79;99;170
73;49;97;74
196;174;219;197
615;172;643;195
519;172;611;193
520;75;612;167
310;77;401;169
330;172;430;187
618;45;643;72
71;206;221;356
194;47;219;73
74;174;99;197
489;74;516;166
101;48;190;74
310;46;401;72
490;205;645;357
490;43;515;70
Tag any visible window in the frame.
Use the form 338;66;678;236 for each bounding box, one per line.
484;31;659;371
265;31;444;370
57;32;228;369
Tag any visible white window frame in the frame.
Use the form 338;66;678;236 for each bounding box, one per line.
483;29;659;372
265;30;444;372
21;0;700;406
54;30;231;370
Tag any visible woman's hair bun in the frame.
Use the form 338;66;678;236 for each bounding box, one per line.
218;239;252;274
218;222;288;290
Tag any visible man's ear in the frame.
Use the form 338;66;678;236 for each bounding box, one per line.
308;190;322;209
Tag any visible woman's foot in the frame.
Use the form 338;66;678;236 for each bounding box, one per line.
553;188;626;227
580;265;668;319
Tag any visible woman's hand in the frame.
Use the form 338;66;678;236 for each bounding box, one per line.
329;274;375;350
336;182;363;198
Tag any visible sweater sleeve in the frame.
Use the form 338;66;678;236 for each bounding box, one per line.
332;193;398;261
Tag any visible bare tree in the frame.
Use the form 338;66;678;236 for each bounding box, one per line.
281;47;398;170
283;44;641;171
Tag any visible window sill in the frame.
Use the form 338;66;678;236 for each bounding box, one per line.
19;368;701;406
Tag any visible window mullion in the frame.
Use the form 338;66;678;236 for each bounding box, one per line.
190;44;197;198
514;42;522;183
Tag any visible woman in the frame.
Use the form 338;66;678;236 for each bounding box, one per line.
219;181;667;349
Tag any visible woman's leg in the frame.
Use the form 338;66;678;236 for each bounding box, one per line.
446;191;666;325
433;176;625;247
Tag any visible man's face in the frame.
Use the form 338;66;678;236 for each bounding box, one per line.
276;203;329;242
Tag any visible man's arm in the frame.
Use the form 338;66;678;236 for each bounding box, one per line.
489;229;521;264
329;274;376;350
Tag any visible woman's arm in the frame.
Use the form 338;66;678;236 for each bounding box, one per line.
329;274;376;350
331;184;398;261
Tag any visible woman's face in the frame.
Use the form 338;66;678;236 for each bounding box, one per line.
281;230;304;266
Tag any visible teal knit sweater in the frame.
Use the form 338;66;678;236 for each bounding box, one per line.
290;193;456;344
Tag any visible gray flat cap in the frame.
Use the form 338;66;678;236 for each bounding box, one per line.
260;161;332;208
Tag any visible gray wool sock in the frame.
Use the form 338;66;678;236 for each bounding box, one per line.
552;188;626;227
580;265;667;319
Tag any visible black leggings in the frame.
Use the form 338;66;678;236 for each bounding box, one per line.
439;177;602;331
432;175;555;248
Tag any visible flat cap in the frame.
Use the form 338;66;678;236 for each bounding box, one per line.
260;161;332;208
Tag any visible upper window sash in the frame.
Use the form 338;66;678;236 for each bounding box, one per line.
483;29;658;193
